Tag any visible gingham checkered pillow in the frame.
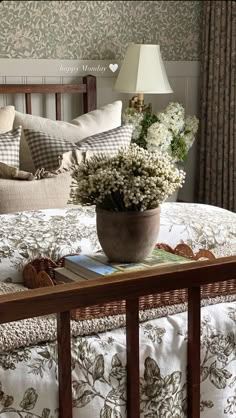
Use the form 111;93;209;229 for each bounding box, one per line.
0;126;21;168
24;125;133;170
24;129;77;170
76;124;133;155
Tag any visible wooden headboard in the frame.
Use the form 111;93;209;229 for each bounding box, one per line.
0;74;97;120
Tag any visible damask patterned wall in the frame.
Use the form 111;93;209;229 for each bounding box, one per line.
0;0;202;61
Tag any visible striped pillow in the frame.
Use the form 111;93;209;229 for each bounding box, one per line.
0;126;21;168
76;124;133;156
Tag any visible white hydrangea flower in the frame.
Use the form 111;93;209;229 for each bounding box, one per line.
121;102;199;163
185;115;199;135
165;102;185;120
157;102;185;137
146;122;172;153
156;111;170;127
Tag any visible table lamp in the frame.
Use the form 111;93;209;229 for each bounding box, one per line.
114;43;173;113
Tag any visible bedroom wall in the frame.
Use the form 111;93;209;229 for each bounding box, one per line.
0;1;202;61
0;0;203;202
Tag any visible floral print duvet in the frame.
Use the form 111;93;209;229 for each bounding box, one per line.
0;202;235;418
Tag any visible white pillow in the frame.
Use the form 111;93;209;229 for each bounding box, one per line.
71;101;122;136
14;101;122;172
0;106;15;134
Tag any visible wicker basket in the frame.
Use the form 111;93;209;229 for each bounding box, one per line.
22;244;236;321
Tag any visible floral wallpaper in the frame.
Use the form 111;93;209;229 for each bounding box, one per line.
0;1;202;61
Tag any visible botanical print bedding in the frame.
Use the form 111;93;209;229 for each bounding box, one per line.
0;202;236;283
0;202;236;417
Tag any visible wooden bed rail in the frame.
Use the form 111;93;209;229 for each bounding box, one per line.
0;74;97;118
0;255;236;418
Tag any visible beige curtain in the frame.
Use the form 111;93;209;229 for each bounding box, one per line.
198;0;236;212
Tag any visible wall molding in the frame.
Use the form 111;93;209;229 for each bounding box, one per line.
0;59;200;78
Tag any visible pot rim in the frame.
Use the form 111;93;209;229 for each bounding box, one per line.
96;206;160;217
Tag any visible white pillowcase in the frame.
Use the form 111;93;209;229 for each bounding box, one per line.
71;101;122;136
14;101;122;172
0;106;15;134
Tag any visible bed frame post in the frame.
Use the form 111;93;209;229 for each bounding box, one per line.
83;75;97;113
126;298;140;418
57;311;72;418
188;286;201;418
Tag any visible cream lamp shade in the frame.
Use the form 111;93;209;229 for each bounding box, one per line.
114;44;173;94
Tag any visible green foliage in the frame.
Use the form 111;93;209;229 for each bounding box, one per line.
170;134;188;162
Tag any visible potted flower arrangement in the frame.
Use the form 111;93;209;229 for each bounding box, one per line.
122;102;199;163
70;144;185;262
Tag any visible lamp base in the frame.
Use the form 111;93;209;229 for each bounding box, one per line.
129;93;152;113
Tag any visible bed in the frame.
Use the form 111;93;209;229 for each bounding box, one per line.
0;79;235;418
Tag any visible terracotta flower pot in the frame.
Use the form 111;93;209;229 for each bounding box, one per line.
96;206;160;263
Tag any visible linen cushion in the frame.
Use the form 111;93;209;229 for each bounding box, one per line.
0;172;73;214
76;124;133;156
14;101;122;171
0;106;15;134
24;129;77;170
0;127;21;168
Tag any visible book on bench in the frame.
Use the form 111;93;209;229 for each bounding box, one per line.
55;248;192;282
